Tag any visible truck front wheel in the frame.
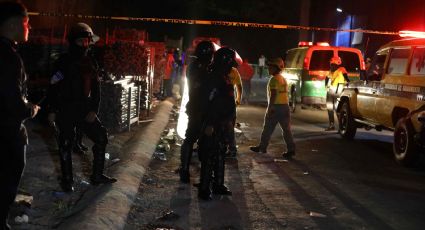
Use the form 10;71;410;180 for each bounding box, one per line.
393;118;418;166
338;101;357;140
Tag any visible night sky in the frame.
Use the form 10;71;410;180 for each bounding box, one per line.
14;0;425;61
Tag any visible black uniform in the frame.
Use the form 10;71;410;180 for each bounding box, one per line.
179;58;210;182
48;50;110;191
198;66;236;199
0;37;32;227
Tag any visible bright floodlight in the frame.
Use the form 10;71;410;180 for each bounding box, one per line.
336;8;343;13
176;77;189;139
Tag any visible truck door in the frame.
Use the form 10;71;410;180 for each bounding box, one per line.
356;51;388;122
376;47;411;126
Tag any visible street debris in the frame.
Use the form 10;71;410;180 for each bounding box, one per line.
80;180;90;187
153;128;179;161
237;122;249;128
156;143;171;152
330;207;337;213
153;151;167;161
111;158;121;164
156;210;179;221
14;214;29;224
15;194;33;206
163;128;177;144
234;127;242;135
309;211;327;218
311;149;318;152
274;159;289;163
142;177;156;185
303;171;309;175
105;152;110;160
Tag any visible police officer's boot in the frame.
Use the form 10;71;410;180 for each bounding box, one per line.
197;138;214;201
198;158;213;201
59;148;74;192
212;153;232;195
90;145;117;185
179;141;192;183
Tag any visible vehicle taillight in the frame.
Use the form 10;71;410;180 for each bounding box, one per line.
303;57;310;69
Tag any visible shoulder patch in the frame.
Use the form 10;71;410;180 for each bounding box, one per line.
51;71;64;84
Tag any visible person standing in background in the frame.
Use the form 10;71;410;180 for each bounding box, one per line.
163;50;175;98
258;54;266;78
250;58;295;160
0;2;40;229
238;58;254;104
324;56;350;131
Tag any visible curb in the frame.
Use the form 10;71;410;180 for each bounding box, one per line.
61;99;174;230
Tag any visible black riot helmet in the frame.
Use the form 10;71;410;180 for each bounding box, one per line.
194;40;214;62
67;22;99;45
213;47;237;68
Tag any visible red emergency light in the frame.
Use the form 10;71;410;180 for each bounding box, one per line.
316;42;330;46
298;41;330;47
399;30;425;39
298;41;313;47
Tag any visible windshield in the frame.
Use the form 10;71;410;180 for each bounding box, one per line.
285;48;305;68
309;50;333;71
339;51;361;72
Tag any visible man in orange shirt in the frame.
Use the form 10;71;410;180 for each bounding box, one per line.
238;58;254;104
163;51;175;97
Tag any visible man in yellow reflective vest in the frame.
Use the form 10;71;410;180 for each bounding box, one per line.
325;56;350;131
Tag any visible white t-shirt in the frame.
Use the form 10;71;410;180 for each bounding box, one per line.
258;56;265;67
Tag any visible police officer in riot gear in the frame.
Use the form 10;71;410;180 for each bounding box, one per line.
0;2;40;229
179;40;215;183
48;22;116;192
198;47;237;200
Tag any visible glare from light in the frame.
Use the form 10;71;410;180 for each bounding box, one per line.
313;80;325;88
283;72;299;81
336;8;343;13
399;30;425;38
176;77;189;139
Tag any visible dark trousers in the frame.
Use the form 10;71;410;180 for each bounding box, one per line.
0;134;26;227
259;104;295;152
180;113;203;171
326;91;336;124
227;116;237;152
163;79;172;97
57;112;108;184
242;80;251;103
198;120;232;193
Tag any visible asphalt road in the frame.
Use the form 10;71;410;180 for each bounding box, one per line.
125;104;425;230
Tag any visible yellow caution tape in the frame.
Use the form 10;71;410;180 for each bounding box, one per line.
27;12;399;36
